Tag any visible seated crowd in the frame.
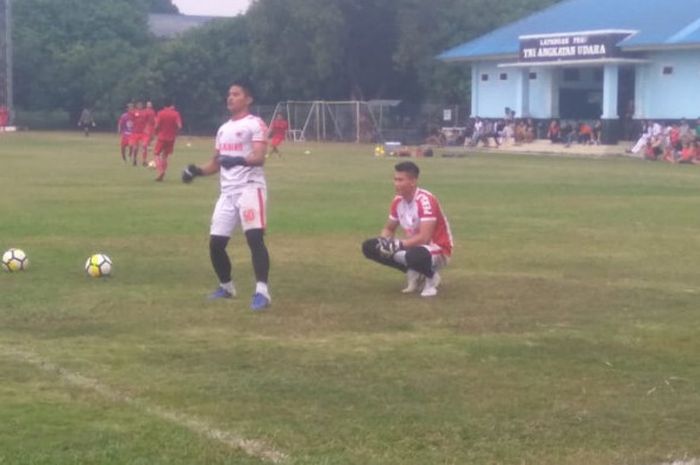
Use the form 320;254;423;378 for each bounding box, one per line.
628;118;700;163
462;117;539;148
426;116;700;164
546;119;603;147
460;117;605;148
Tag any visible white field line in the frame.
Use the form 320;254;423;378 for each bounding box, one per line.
656;461;700;465
1;346;287;464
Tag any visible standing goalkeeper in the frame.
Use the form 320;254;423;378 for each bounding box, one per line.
362;161;453;297
181;80;272;310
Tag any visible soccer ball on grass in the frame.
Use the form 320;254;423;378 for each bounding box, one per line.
85;253;112;278
2;248;29;272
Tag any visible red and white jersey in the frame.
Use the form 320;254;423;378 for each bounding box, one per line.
389;188;453;257
215;114;268;193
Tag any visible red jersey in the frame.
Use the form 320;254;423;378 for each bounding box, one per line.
270;119;288;139
132;109;148;134
143;107;156;133
389;187;453;257
155;106;182;141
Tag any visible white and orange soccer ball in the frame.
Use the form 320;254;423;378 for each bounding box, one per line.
85;253;112;278
2;248;29;272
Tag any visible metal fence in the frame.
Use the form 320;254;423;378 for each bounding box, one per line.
10;101;471;144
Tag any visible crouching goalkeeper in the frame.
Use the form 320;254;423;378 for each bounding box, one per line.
362;161;454;297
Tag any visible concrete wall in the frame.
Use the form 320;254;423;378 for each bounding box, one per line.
470;62;518;118
634;50;700;120
470;63;603;119
471;49;700;121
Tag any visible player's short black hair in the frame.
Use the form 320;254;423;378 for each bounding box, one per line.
230;79;255;99
395;161;420;178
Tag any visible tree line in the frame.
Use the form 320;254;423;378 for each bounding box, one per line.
11;0;558;132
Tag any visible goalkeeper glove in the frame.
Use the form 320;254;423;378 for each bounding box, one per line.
216;155;247;169
377;237;403;259
182;164;203;183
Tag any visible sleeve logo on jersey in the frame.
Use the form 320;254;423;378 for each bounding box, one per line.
419;195;433;215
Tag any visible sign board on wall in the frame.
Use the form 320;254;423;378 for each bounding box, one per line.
519;31;635;62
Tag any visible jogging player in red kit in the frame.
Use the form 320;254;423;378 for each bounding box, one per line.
268;113;288;157
129;101;149;166
117;103;134;163
153;100;182;182
142;100;157;165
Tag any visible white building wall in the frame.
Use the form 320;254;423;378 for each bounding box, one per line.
472;49;700;121
471;62;518;118
637;50;700;119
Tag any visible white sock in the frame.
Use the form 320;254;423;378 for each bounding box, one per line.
220;281;235;294
255;282;270;299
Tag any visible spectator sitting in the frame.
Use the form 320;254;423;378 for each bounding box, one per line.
466;118;483;147
443;129;459;146
679;118;693;145
644;134;664;161
501;120;515;145
547;119;561;143
678;140;698;164
561;121;576;147
479;119;500;148
514;120;527;145
668;123;682;159
629;120;661;154
592;120;602;145
578;121;593;144
424;128;446;147
524;118;535;143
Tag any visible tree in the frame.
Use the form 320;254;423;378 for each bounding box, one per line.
13;0;150;121
247;0;346;100
147;0;179;13
11;0;564;130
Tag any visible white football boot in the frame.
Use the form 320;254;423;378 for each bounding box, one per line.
420;272;441;297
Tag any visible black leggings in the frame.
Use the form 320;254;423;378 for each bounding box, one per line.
210;229;270;284
361;238;435;277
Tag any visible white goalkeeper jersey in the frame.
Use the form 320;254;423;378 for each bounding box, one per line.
215;114;268;193
389;188;454;257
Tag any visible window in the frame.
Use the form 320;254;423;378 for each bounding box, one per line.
499;73;508;80
662;66;674;75
563;69;580;82
529;72;537;80
481;74;489;81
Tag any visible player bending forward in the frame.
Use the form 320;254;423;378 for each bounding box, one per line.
181;80;272;310
362;161;453;297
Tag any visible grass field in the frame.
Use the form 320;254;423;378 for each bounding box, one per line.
1;131;699;465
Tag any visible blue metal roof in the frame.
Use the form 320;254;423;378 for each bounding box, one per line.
439;0;700;61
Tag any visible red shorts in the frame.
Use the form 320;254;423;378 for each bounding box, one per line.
154;139;175;157
270;135;285;147
120;134;130;148
129;133;148;146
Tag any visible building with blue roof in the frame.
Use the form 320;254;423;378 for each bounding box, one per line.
439;0;700;142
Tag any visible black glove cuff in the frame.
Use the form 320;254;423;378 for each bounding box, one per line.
188;164;204;176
